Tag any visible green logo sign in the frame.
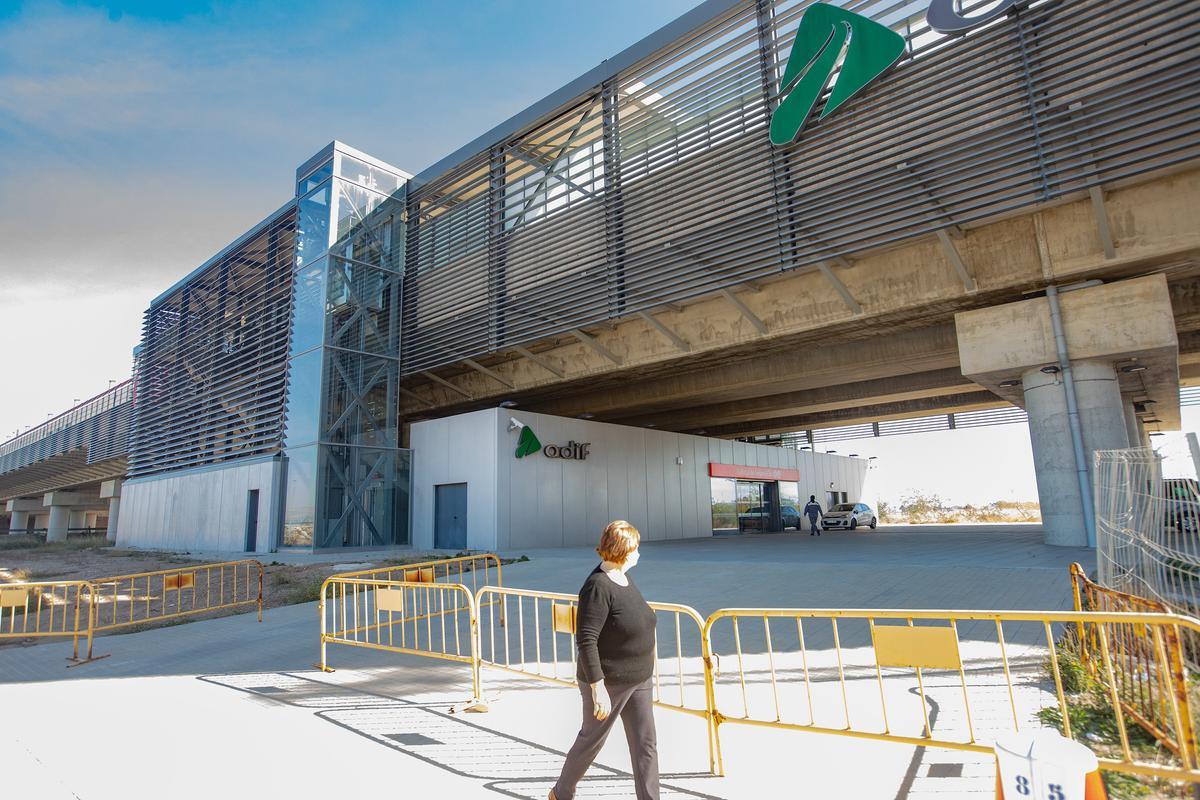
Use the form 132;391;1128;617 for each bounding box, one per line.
515;425;542;458
769;3;906;146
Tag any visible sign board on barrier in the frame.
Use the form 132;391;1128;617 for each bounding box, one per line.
873;624;961;670
403;567;434;584
0;588;30;608
164;572;195;591
376;588;405;613
553;603;577;635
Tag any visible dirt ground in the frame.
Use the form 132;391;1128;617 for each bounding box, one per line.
0;535;516;641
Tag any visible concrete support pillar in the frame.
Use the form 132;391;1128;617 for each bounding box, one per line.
46;505;70;543
1023;361;1129;546
5;499;41;535
68;509;87;532
101;479;122;543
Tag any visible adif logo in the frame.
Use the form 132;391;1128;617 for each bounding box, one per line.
509;417;591;460
513;422;542;458
769;3;906;146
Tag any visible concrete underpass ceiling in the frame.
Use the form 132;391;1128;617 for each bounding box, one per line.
398;206;1200;440
0;449;124;502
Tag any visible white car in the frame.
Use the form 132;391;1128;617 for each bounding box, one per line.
822;502;877;531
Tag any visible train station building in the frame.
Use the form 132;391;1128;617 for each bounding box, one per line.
1;0;1197;552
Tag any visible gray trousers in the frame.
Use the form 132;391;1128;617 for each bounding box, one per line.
553;677;659;800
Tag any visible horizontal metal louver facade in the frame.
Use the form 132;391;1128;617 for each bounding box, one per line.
401;0;1200;375
0;381;133;475
127;209;297;478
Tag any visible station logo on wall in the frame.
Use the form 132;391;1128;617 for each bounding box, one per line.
769;0;1017;146
510;419;591;461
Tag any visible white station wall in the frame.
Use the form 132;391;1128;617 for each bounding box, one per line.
117;457;280;553
410;409;867;552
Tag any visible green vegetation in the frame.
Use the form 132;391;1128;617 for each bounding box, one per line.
270;571;325;605
1038;636;1189;799
876;492;1040;524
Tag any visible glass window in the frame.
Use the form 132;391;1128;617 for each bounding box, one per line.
710;477;737;533
282;445;319;547
296;181;332;268
779;481;800;509
337;154;403;197
282;349;324;448
288;258;328;357
297;159;333;196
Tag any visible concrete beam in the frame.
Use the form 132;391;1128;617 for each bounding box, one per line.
462;358;515;390
936;229;977;293
512;346;565;378
637;311;690;353
528;324;963;420
817;263;863;315
611;368;980;430
718;289;768;335
42;491;105;508
570;329;623;365
421;370;473;400
5;498;43;513
956;274;1181;428
696;391;1007;438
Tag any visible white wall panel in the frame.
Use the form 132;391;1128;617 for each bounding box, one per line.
409;410;867;552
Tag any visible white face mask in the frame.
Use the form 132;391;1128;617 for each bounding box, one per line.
623;548;640;570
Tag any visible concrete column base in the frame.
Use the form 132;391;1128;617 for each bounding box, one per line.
1023;360;1128;547
8;510;28;535
46;505;70;543
106;497;120;542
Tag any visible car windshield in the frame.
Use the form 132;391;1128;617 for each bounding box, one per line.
831;504;856;512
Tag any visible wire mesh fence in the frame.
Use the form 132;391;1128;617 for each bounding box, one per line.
1094;447;1200;665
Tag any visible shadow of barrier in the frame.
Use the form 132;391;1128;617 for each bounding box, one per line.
1;560;264;663
313;568;1200;786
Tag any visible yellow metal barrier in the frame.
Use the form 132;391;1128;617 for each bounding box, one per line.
1070;563;1197;770
474;585;717;771
0;580;98;663
318;575;484;707
325;553;503;594
702;607;1200;784
89;560;264;640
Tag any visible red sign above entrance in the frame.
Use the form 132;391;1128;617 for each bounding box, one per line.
708;463;800;482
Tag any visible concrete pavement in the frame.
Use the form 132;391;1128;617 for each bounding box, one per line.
0;525;1091;799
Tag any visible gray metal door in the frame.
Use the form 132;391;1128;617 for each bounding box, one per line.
435;483;467;550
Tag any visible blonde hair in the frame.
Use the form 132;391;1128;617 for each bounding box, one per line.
597;520;641;565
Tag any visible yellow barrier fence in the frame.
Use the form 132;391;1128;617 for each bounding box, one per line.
1070;563;1197;770
323;552;503;594
318;575;483;708
702;607;1200;784
474;585;717;771
88;560;263;642
0;580;97;663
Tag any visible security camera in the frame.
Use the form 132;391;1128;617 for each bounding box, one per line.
507;417;524;432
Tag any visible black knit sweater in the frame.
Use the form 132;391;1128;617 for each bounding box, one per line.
575;566;657;686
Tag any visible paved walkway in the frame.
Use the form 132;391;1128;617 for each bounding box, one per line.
0;525;1091;799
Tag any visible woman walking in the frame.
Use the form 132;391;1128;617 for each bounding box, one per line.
550;520;659;800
